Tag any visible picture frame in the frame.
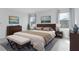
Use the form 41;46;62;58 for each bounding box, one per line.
41;16;51;23
9;16;19;24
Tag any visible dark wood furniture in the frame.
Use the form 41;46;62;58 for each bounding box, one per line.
70;32;79;51
7;25;22;36
37;24;56;31
55;31;63;38
6;25;23;50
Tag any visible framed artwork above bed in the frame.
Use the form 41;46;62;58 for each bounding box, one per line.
41;16;51;23
9;16;19;24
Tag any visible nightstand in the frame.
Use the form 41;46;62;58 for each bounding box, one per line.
55;31;63;38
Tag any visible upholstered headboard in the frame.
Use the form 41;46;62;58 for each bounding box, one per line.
7;25;22;36
37;24;56;31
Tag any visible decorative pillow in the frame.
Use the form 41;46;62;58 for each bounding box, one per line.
49;27;54;31
43;27;50;31
35;27;43;30
43;27;54;31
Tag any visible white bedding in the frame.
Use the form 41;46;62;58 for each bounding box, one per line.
14;30;55;51
32;30;55;38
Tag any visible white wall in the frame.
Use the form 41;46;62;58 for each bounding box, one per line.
36;8;69;24
0;9;8;39
0;9;28;39
36;9;57;24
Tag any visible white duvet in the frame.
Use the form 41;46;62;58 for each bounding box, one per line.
14;30;55;51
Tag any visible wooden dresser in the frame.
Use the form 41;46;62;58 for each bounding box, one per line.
7;25;22;36
70;32;79;51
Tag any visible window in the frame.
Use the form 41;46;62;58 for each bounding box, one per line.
59;12;70;28
29;15;36;29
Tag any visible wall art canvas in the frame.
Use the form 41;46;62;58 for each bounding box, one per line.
41;16;51;23
9;16;19;24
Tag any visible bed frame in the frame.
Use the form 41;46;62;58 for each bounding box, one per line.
37;24;56;31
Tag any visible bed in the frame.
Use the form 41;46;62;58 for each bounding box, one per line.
7;24;56;51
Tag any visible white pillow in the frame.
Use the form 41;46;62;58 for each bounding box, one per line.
43;27;50;31
35;27;43;30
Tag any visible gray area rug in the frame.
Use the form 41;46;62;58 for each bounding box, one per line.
0;38;58;51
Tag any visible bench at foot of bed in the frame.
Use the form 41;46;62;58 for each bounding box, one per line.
7;35;31;50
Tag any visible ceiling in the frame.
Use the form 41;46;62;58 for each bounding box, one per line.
8;8;52;14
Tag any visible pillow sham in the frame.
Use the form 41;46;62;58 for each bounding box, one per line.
43;27;50;31
49;27;54;31
35;27;43;30
43;27;54;31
